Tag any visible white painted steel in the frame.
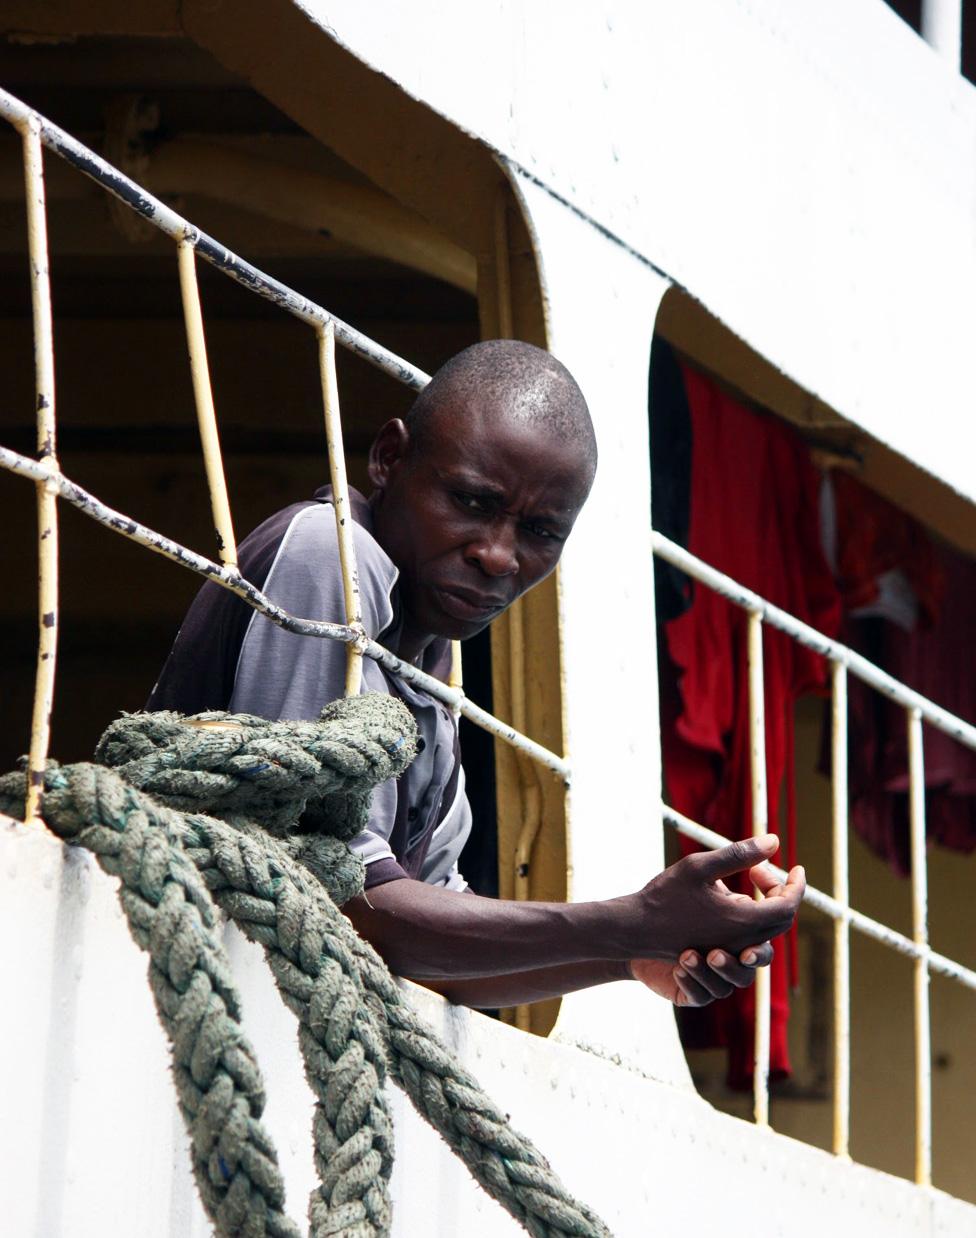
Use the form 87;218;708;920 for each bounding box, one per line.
654;531;976;754
831;661;851;1161
506;170;693;1085
907;708;932;1187
317;321;366;697
176;237;238;568
311;0;976;509
6;819;976;1238
746;611;771;1128
662;804;976;993
921;0;963;68
19;114;58;828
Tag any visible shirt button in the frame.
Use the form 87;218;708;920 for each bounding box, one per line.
416;737;427;753
408;807;419;823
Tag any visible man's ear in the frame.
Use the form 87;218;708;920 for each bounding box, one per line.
367;419;410;490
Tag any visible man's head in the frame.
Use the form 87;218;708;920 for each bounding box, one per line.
368;340;596;656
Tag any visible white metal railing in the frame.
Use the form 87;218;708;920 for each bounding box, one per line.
4;86;975;1191
654;530;976;1184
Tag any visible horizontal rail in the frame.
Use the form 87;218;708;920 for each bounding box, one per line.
662;804;976;993
0;443;570;783
653;531;976;755
0;88;430;392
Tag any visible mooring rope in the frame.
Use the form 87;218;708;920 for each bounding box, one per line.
2;694;611;1238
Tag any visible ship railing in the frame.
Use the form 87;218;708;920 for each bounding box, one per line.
2;86;974;1190
0;84;570;840
653;531;976;1183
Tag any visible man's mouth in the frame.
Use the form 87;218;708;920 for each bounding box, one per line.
432;585;510;622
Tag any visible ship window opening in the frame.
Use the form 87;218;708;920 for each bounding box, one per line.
650;301;976;1201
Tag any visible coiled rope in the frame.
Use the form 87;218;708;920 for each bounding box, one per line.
2;694;611;1238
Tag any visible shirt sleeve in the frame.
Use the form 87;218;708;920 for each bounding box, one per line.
229;503;396;720
418;766;472;891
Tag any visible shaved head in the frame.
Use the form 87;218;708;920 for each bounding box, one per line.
367;339;596;656
405;339;597;479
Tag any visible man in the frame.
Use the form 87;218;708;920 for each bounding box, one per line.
150;339;804;1011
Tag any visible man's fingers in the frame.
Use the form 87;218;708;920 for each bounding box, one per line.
680;951;735;999
674;941;776;1006
738;941;774;969
748;866;806;939
674;959;728;1007
702;949;763;990
750;862;807;899
694;834;780;882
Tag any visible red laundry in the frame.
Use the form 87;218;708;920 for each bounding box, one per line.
662;364;841;1090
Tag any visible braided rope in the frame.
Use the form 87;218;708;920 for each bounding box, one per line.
3;696;612;1238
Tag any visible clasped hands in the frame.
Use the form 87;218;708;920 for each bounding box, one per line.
628;833;806;1008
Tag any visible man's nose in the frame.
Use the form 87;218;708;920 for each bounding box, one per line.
466;522;519;576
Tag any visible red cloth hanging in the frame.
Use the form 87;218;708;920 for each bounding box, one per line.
662;364;841;1089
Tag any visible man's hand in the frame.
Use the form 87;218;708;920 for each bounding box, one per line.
627;844;805;1005
621;833;806;962
629;944;773;1006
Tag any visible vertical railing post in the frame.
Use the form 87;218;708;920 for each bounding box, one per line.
747;609;771;1127
907;707;932;1186
449;640;463;717
177;235;238;568
317;319;365;696
831;661;851;1159
21;114;58;826
510;598;544;1032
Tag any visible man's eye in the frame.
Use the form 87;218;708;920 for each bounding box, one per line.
524;522;560;541
454;492;491;513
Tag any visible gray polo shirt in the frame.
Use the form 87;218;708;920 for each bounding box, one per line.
148;489;472;891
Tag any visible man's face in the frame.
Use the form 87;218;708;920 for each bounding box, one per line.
368;400;593;647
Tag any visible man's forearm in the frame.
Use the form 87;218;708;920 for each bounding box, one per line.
343;838;805;988
344;878;633;979
415;960;633;1008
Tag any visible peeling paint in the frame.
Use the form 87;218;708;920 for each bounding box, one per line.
41;611;55;628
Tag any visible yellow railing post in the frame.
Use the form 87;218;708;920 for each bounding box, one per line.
907;707;932;1187
317;320;365;697
831;660;851;1160
747;609;771;1128
177;234;238;567
20;114;58;827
